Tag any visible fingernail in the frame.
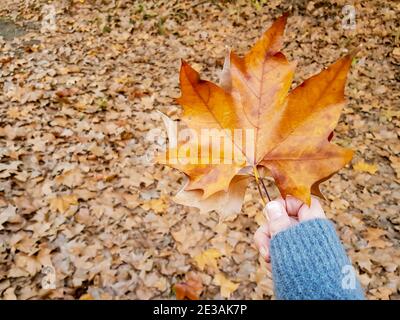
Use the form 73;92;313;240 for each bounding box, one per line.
266;201;283;220
260;246;268;260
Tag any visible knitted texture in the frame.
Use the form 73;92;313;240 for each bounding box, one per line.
270;218;365;300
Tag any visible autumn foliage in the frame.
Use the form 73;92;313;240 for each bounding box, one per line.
160;14;354;218
173;272;203;300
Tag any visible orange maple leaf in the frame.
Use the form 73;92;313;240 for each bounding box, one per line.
173;273;203;300
159;14;354;218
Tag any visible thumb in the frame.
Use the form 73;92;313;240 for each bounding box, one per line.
264;201;292;237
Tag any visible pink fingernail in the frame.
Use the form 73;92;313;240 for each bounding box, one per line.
266;201;283;220
260;246;268;259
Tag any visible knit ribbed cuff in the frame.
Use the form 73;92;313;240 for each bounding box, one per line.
270;218;364;300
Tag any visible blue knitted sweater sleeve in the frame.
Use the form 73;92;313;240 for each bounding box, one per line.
270;218;365;300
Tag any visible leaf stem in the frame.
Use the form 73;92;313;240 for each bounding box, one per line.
253;166;266;206
260;177;271;202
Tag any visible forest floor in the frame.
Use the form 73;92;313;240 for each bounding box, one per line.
0;0;399;300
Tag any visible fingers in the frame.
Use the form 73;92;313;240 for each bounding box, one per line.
254;224;270;262
284;196;304;216
254;196;325;265
275;196;301;217
261;196;325;235
298;196;326;222
264;201;292;237
276;195;326;221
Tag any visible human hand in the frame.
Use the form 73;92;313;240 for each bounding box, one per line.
254;196;326;262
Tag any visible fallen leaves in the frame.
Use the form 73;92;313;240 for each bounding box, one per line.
174;272;203;300
55;168;84;187
49;195;78;214
6;85;44;104
79;293;94;300
11;254;42;277
55;88;79;98
141;195;169;214
194;248;221;271
0;205;16;230
389;156;400;180
353;161;379;174
213;273;239;298
191;248;239;298
363;227;391;249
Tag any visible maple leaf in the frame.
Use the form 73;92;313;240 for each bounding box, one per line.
49;195;78;213
353;161;378;174
194;248;222;271
55;168;83;187
173;272;203;300
213;273;239;298
160;14;354;217
141;195;169;214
